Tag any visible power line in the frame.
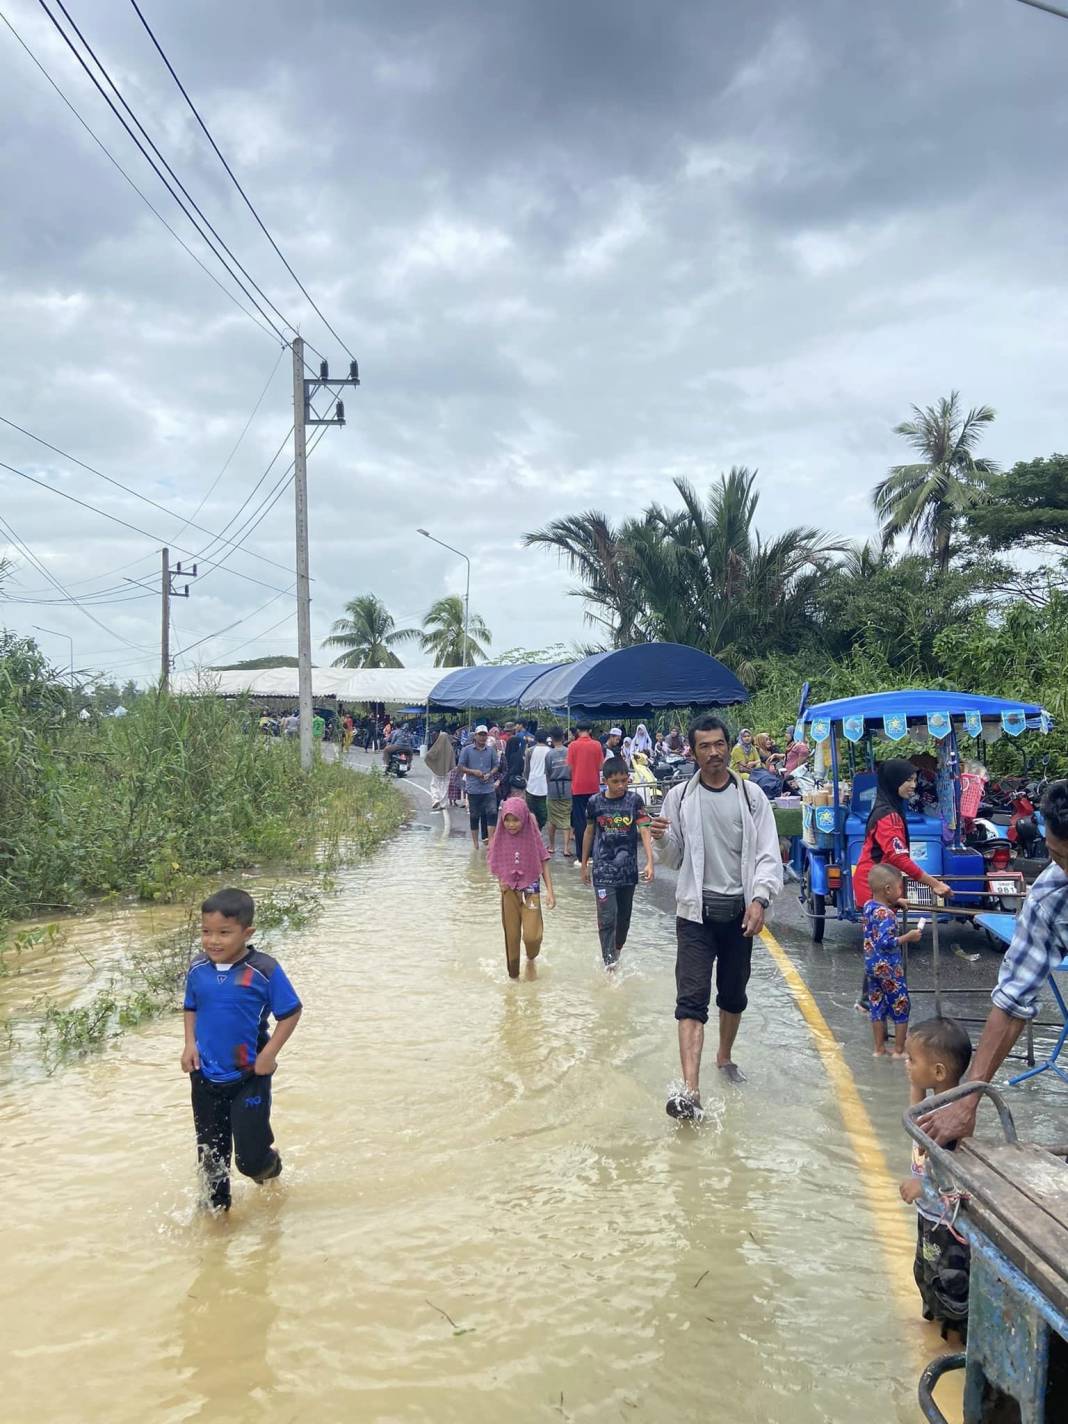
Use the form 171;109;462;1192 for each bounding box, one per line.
128;0;357;361
0;414;298;577
169;346;284;543
1015;0;1068;19
172;585;294;660
0;7;283;347
46;0;301;347
0;513;149;652
33;0;292;346
0;457;295;597
190;396;335;583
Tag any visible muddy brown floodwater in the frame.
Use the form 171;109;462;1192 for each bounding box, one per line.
0;811;948;1422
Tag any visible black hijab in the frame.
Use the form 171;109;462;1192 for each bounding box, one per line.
866;758;916;838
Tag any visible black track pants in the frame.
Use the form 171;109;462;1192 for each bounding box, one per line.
190;1070;278;1209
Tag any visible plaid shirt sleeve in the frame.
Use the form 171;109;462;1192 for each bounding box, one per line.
991;867;1068;1020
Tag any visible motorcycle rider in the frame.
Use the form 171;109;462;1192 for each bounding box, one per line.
383;721;414;770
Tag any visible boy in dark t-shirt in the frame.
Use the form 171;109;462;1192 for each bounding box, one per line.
181;888;302;1211
581;757;654;969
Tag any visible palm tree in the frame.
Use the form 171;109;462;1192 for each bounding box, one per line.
321;595;418;668
522;512;646;646
633;469;845;666
873;392;997;571
418;595;491;666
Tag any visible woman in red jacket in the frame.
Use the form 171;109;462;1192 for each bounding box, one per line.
853;758;951;1011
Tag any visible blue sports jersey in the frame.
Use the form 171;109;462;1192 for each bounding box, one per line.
183;948;301;1083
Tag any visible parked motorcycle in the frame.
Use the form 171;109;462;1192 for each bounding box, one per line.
965;816;1023;912
385;747;413;778
1008;784;1048;861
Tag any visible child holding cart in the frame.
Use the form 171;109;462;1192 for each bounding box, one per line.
862;864;922;1058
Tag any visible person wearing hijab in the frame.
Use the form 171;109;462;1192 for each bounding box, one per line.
730;729;761;775
621;735;634;768
783;739;810;775
852;759;951;1010
487;797;556;978
425;729;457;810
632;723;653;757
853;759;951;910
753;733;785;772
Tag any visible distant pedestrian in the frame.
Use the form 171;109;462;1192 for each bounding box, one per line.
544;725;574;858
487;797;556;979
458;724;500;849
524;727;551;830
425;729;457;810
181;888;301;1212
581;757;654;970
566;722;604;867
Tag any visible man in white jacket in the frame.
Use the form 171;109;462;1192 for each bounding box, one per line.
650;715;783;1118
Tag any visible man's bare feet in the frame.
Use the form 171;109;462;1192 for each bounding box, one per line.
873;1048;889;1057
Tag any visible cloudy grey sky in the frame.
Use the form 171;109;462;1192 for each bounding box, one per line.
1;0;1065;683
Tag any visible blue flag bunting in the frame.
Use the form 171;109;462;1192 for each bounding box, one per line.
809;716;831;743
843;715;865;743
927;711;951;740
882;712;908;741
962;711;982;739
1001;709;1026;737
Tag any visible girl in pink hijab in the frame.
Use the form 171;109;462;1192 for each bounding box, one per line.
487;796;556;979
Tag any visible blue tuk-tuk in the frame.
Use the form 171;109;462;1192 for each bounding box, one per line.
789;689;1053;942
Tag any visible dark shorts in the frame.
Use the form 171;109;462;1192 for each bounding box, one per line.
674;913;752;1021
468;791;498;831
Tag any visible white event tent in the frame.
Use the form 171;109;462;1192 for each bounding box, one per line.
171;666;444;704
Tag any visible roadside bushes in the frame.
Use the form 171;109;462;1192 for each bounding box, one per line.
0;652;403;919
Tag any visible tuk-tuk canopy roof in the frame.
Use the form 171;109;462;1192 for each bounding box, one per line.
801;689;1052;730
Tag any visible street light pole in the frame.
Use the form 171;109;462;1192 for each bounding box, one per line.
417;528;471;666
34;625;74;693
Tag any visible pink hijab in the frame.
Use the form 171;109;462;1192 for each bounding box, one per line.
487;796;550;888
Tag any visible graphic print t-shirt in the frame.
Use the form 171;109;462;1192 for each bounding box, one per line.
586;790;650;887
183;947;302;1083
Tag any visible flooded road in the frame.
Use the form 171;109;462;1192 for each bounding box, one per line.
0;771;957;1423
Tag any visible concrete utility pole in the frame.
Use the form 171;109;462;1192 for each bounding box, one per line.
159;549;198;692
291;337;360;770
161;546;170;689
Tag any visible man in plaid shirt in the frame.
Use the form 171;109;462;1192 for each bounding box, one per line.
922;781;1068;1145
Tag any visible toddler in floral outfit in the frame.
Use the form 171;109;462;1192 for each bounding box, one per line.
862;864;921;1057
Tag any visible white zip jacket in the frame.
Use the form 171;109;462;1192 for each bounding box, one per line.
656;770;784;924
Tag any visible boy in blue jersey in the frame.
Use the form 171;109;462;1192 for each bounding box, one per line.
182;888;302;1211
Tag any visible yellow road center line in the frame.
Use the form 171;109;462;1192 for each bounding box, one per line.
760;926;938;1364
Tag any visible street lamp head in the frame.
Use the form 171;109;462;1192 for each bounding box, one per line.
417;528;429;537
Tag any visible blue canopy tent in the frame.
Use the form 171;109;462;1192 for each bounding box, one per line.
517;642;747;716
429;661;566;710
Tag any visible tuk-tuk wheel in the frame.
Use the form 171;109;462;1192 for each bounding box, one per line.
802;863;826;944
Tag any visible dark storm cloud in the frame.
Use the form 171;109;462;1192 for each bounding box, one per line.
0;0;1065;679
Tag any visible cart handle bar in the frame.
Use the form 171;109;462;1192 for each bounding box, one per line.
904;1080;1019;1174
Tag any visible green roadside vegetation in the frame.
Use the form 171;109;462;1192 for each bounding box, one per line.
0;634;407;1066
0;632;406;920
